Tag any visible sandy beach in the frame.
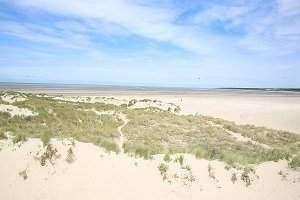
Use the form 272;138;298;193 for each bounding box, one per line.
108;93;300;134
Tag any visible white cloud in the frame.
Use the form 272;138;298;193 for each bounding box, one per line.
1;0;234;54
0;0;299;87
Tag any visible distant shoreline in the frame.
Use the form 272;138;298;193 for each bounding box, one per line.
0;82;300;95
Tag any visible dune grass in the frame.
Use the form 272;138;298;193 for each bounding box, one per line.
122;107;300;165
0;92;299;167
0;93;123;153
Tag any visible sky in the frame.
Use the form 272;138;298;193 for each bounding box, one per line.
0;0;300;88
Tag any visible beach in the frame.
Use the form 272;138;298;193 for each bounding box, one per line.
1;84;300;200
1;83;300;133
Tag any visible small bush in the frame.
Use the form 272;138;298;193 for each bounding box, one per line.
158;163;169;176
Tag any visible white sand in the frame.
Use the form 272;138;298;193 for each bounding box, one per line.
98;93;300;134
0;104;37;117
0;138;299;200
1;91;299;199
1;94;26;104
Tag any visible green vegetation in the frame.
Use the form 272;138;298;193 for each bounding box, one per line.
1;92;300;168
158;163;169;180
13;132;26;144
41;130;52;146
122;106;300;166
0;92;122;153
174;155;184;165
289;155;300;169
163;154;171;162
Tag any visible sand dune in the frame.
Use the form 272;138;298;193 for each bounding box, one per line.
1;90;299;200
0;138;299;200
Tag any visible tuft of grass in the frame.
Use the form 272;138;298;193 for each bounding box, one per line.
41;130;52;146
174;155;184;165
163;154;172;162
13;133;26;144
289;155;300;169
178;155;184;165
94;138;120;154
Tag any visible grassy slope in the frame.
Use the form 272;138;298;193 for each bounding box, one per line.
1;92;299;168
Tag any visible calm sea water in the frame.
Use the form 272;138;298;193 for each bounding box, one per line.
0;82;299;95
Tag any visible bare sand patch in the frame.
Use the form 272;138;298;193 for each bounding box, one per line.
1;93;26;104
0;104;37;117
0;138;299;200
51;96;128;106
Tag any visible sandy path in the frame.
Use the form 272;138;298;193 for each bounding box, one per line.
116;113;128;154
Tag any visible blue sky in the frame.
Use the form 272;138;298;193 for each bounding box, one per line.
0;0;300;88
